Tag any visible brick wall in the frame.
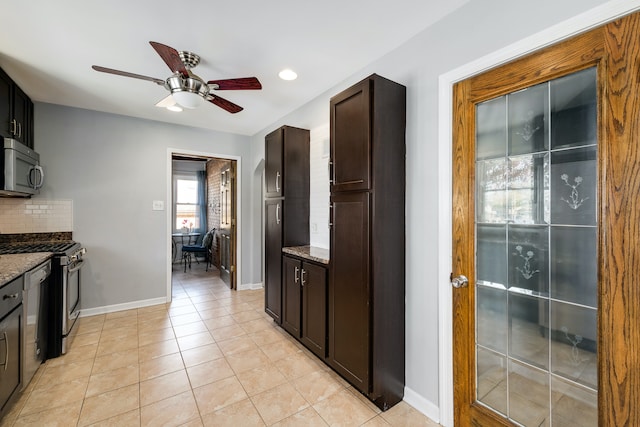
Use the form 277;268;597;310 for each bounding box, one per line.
206;158;231;267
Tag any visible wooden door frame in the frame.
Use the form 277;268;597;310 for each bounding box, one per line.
165;148;242;300
436;3;640;426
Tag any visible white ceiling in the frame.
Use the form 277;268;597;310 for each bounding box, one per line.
0;1;468;136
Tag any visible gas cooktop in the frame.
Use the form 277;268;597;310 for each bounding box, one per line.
0;241;79;255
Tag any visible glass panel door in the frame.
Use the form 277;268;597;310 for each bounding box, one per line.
475;67;598;426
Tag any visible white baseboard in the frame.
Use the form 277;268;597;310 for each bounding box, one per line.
403;386;440;424
237;282;264;291
80;297;167;317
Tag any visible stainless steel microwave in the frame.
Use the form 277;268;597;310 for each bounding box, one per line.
1;138;43;197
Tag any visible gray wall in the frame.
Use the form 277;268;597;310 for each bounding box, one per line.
248;0;608;412
34;104;252;309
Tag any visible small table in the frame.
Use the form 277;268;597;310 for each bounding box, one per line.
171;232;201;263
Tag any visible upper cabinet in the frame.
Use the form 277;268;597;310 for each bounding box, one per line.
0;68;34;149
265;126;310;199
330;78;372;193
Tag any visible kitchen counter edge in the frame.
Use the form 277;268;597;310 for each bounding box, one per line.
282;245;330;265
0;253;53;286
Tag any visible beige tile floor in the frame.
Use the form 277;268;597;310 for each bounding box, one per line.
1;263;440;426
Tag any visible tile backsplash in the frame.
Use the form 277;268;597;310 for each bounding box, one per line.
0;199;73;233
309;124;330;249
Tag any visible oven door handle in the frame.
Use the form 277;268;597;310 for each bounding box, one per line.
67;260;85;274
0;332;7;371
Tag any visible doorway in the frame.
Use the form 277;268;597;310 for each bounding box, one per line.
450;11;640;426
167;149;240;299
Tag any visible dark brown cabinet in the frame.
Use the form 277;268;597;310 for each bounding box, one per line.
330;79;371;193
0;276;23;418
264;126;309;323
282;254;327;359
329;74;406;411
0;67;34;148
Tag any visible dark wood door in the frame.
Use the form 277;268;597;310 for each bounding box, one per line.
11;85;28;146
265;128;282;198
0;70;11;139
330;78;371;193
282;255;301;337
329;191;370;393
301;261;327;359
264;199;282;322
453;13;640;426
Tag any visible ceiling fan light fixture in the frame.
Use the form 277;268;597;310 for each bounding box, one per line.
172;90;204;109
279;69;297;81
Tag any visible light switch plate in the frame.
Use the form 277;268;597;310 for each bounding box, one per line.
152;200;164;211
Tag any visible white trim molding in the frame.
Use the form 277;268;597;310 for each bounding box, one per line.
80;297;167;317
237;282;264;291
437;1;640;426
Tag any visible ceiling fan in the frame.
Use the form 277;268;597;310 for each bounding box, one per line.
92;41;262;113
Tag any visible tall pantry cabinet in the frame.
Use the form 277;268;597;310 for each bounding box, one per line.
329;74;406;410
264;126;310;323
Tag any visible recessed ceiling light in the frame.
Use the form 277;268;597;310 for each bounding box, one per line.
166;105;183;112
279;69;298;81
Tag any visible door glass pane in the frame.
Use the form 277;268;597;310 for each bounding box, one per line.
475;67;598;426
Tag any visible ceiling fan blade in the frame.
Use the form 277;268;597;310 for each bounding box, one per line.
207;77;262;90
92;65;165;85
149;41;189;78
207;95;243;114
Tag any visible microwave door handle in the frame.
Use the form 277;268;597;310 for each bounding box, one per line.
28;166;44;189
34;166;44;189
28;166;35;189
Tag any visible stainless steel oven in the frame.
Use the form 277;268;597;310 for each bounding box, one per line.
58;246;85;355
0;240;86;359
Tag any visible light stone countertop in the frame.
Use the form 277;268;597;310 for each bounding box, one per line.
0;253;53;286
282;245;330;265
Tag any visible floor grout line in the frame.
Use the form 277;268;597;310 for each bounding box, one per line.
1;265;439;427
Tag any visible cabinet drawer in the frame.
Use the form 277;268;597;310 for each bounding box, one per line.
0;277;23;316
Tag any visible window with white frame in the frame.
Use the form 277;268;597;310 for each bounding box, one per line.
173;173;201;232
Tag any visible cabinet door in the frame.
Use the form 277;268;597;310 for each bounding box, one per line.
329;191;370;392
282;256;301;337
265;199;283;322
301;261;327;359
0;70;11;139
265;128;283;198
12;85;29;145
330;78;371;192
23;98;34;149
0;306;21;413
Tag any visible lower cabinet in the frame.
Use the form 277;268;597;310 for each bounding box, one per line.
0;305;21;416
282;255;327;359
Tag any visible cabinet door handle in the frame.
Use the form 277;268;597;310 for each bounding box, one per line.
10;119;17;136
17;122;22;138
301;269;307;287
328;204;333;227
294;266;299;283
337;179;365;186
275;171;280;193
2;293;19;300
0;332;7;371
328;161;333;185
276;203;280;225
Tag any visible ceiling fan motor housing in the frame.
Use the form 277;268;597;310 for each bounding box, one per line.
166;74;210;108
